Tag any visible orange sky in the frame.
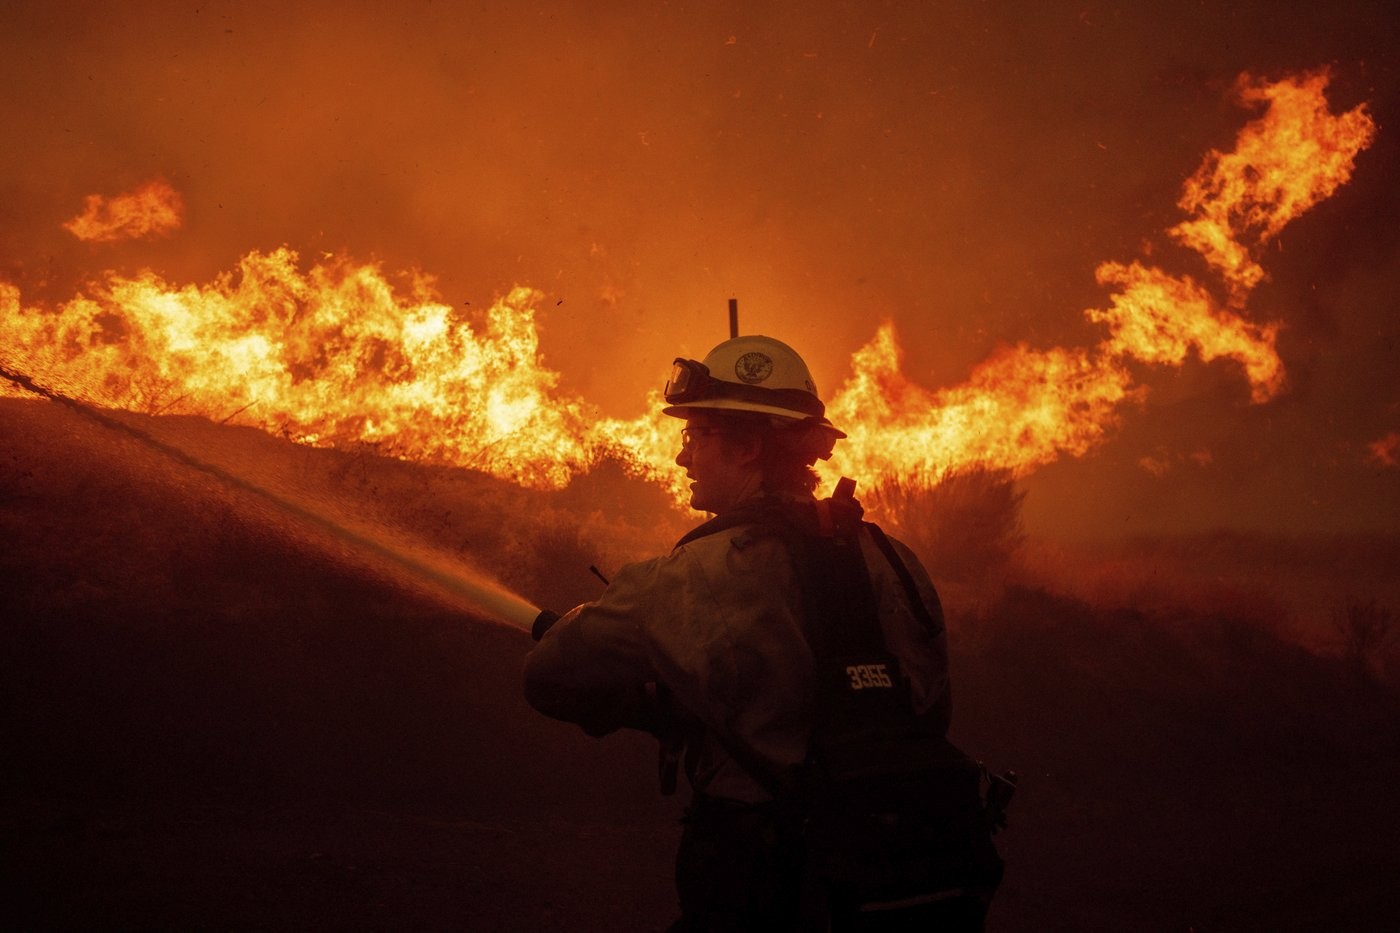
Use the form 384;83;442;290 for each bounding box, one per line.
1;0;1396;538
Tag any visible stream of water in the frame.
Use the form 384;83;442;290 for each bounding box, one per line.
0;361;547;633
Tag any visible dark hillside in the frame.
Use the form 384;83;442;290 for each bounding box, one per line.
0;398;681;930
953;587;1400;930
3;397;1398;930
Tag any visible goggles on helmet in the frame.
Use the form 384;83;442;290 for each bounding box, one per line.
663;357;826;418
663;358;714;405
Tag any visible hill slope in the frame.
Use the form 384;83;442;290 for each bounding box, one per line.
3;397;1399;930
0;397;681;930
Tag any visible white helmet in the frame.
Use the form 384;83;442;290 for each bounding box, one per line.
662;335;846;440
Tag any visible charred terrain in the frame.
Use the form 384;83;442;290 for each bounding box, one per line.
3;396;1398;931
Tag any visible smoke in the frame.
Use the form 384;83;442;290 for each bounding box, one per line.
1;1;1397;538
11;59;1372;508
1367;432;1400;468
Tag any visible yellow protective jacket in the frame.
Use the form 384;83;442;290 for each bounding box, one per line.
522;501;950;803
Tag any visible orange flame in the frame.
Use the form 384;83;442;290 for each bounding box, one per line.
62;180;184;243
821;69;1373;489
1170;71;1376;300
0;251;628;488
0;70;1378;513
1088;261;1282;402
822;325;1135;488
0;248;688;494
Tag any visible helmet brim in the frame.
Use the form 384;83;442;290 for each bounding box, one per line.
662;399;847;439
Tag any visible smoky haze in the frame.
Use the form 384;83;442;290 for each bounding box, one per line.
1;0;1397;538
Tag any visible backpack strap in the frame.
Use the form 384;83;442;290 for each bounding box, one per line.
863;521;943;636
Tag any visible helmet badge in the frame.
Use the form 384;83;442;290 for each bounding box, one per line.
734;352;774;384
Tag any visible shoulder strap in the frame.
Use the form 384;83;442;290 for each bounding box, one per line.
863;521;943;635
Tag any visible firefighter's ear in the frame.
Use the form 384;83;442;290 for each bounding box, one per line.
728;429;765;468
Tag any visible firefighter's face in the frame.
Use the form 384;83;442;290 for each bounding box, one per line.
675;412;762;513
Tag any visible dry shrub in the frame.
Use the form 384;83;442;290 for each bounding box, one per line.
862;467;1025;591
1330;597;1396;681
546;453;691;570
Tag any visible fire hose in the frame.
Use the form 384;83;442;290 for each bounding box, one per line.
0;360;556;635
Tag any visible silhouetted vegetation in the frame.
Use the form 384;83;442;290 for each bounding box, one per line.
1332;597;1396;681
865;467;1025;590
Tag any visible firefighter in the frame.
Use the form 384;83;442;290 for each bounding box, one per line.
522;335;953;930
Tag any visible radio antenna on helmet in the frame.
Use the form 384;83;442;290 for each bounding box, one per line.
728;298;739;339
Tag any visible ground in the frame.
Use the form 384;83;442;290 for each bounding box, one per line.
3;397;1398;930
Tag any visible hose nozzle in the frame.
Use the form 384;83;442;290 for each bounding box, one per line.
531;609;561;641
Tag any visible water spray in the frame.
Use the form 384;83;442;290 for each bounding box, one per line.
0;361;555;635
